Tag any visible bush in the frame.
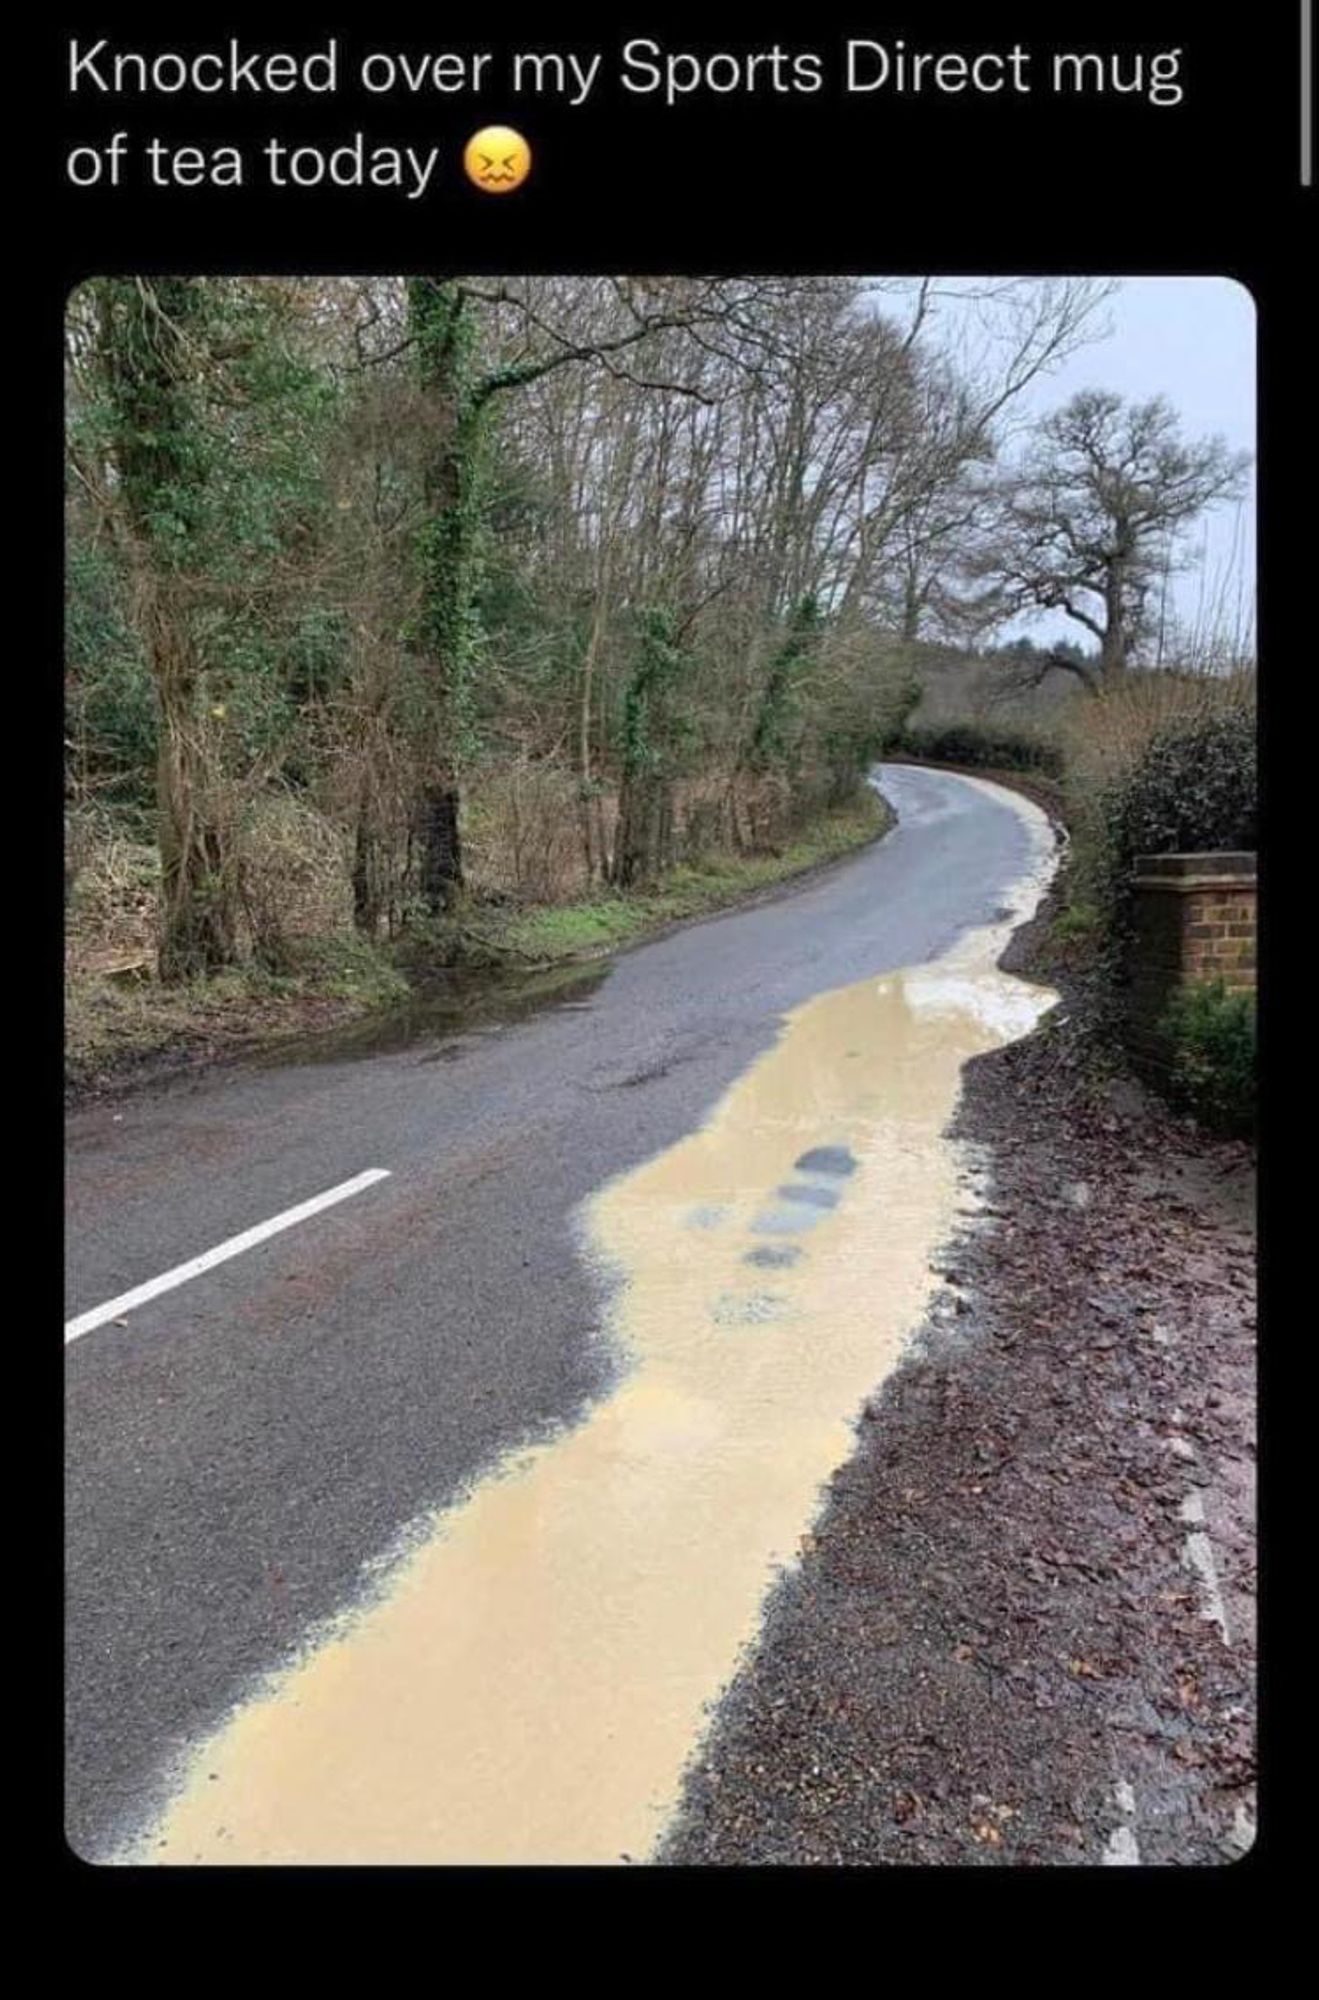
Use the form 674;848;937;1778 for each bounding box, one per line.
1159;979;1256;1136
893;720;1063;776
237;792;355;970
1095;702;1257;907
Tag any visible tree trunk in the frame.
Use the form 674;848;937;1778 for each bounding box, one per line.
94;279;243;984
408;279;490;917
613;774;669;888
150;588;238;983
158;816;237;981
578;580;611;884
352;776;383;935
412;387;475;918
417;782;464;913
611;777;641;888
1101;562;1131;680
900;574;923;643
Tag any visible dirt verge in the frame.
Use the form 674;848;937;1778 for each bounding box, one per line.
659;881;1256;1867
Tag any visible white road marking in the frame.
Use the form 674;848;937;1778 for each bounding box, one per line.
64;1169;393;1345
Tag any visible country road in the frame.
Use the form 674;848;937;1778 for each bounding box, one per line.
65;762;1058;1864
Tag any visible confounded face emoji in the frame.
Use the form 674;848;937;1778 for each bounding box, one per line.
463;126;532;193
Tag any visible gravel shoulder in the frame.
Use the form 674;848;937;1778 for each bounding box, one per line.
660;884;1257;1867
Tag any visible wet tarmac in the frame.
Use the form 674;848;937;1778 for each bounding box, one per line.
137;796;1056;1864
66;765;1057;1862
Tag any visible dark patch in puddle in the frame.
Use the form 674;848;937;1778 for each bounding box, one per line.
744;1245;803;1270
751;1207;817;1236
776;1183;839;1209
794;1146;857;1177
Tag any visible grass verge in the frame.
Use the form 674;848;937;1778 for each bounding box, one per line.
499;789;893;962
66;789;893;1100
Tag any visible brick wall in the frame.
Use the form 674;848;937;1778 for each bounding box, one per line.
1125;851;1256;1068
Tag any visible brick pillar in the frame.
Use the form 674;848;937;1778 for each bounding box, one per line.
1125;851;1256;1071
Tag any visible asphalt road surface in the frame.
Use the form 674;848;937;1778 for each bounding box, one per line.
65;762;1045;1861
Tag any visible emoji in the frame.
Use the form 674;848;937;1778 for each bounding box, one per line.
463;127;532;194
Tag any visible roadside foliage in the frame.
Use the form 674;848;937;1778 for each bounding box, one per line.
64;274;1255;1116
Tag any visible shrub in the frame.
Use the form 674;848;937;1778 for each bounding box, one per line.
1060;666;1252;793
237;793;354;971
1096;703;1256;894
1159;979;1256;1136
893;720;1063;777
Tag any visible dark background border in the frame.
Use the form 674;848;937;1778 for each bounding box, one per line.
40;3;1305;1903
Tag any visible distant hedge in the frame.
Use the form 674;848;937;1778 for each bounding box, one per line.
891;721;1064;777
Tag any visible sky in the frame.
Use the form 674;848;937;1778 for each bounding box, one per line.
910;276;1257;653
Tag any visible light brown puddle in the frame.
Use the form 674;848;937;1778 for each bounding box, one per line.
138;780;1056;1866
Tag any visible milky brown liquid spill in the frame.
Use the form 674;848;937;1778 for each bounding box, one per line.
139;782;1056;1866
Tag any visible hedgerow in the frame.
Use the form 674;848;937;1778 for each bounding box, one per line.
892;720;1064;776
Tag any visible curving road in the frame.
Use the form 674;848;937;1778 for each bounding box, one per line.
65;763;1051;1860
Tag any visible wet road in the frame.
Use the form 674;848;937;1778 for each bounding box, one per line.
65;764;1050;1861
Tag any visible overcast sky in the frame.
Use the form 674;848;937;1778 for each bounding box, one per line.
913;276;1257;651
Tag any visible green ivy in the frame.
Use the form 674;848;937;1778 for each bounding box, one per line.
621;609;692;782
406;279;491;767
73;279;344;793
750;595;822;773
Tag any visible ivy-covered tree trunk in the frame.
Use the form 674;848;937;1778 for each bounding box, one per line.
149;586;238;978
408;279;488;915
748;594;820;775
95;278;240;982
577;566;612;886
613;773;671;888
417;785;464;910
611;611;684;888
352;770;384;935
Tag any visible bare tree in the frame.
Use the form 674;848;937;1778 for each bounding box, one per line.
981;390;1251;691
398;277;808;912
